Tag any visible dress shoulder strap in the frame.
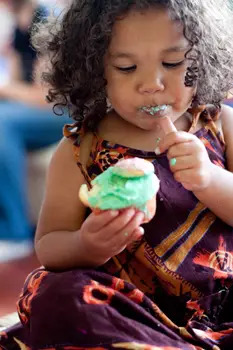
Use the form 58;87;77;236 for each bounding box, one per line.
188;105;225;149
63;122;93;189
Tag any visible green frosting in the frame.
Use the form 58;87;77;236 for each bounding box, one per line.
88;166;157;212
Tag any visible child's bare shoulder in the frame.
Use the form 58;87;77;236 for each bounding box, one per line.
35;137;87;240
220;104;233;131
50;136;77;168
203;104;233;139
220;104;233;170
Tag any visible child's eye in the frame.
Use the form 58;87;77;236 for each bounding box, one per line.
162;60;185;68
115;65;137;73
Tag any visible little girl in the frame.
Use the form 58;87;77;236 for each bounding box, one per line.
1;0;233;349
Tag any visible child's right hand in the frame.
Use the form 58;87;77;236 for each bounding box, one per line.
78;208;145;265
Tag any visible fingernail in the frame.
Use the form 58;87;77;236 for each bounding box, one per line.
137;212;145;222
127;208;135;217
155;147;161;155
110;210;119;217
170;158;177;167
138;227;144;235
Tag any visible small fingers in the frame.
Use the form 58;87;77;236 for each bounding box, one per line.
174;168;207;185
156;132;196;155
101;208;137;240
169;155;196;172
130;226;145;242
109;226;144;255
83;210;119;233
109;211;145;247
159;116;177;134
121;211;145;242
167;141;194;159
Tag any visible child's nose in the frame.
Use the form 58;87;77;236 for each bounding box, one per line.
137;74;165;95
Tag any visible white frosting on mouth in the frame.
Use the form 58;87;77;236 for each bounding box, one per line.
140;105;168;115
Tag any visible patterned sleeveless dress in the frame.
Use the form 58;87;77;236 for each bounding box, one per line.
1;105;233;350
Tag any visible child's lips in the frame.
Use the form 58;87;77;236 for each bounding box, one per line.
139;104;170;118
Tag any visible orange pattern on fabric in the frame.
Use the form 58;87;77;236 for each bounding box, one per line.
213;159;225;168
154;202;206;258
126;289;144;304
113;244;161;295
112;343;185;350
186;300;205;317
193;236;233;279
146;242;203;298
94;148;125;172
83;280;115;305
111;277;144;304
204;328;233;341
193;327;233;342
165;212;216;272
111;276;125;291
132;202;216;299
83;278;145;306
17;270;48;324
45;347;106;350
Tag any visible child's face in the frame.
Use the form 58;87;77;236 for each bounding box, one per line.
104;8;195;131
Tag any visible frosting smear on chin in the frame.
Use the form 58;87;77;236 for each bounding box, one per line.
86;160;159;213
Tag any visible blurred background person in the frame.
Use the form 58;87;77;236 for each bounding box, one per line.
0;0;70;261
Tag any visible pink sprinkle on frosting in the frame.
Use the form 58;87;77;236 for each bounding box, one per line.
114;157;154;175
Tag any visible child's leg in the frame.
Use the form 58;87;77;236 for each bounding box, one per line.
5;267;193;350
2;267;233;349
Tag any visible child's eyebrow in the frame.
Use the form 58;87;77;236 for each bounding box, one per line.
163;45;190;53
109;52;136;59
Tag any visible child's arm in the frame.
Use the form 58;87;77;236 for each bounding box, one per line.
192;105;233;226
35;138;144;271
157;105;233;227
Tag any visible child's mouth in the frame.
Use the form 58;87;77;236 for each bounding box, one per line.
139;104;169;116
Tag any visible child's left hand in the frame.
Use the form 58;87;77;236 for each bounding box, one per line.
156;131;214;192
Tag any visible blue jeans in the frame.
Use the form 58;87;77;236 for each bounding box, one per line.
0;101;70;240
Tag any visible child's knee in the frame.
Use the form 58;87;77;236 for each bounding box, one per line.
17;267;88;323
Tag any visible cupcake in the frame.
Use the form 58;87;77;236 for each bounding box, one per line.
79;157;159;223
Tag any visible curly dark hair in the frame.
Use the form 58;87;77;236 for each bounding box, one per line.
32;0;233;131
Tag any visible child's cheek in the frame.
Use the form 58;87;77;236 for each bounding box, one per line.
174;86;195;109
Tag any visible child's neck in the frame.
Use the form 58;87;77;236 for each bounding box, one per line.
98;110;194;152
